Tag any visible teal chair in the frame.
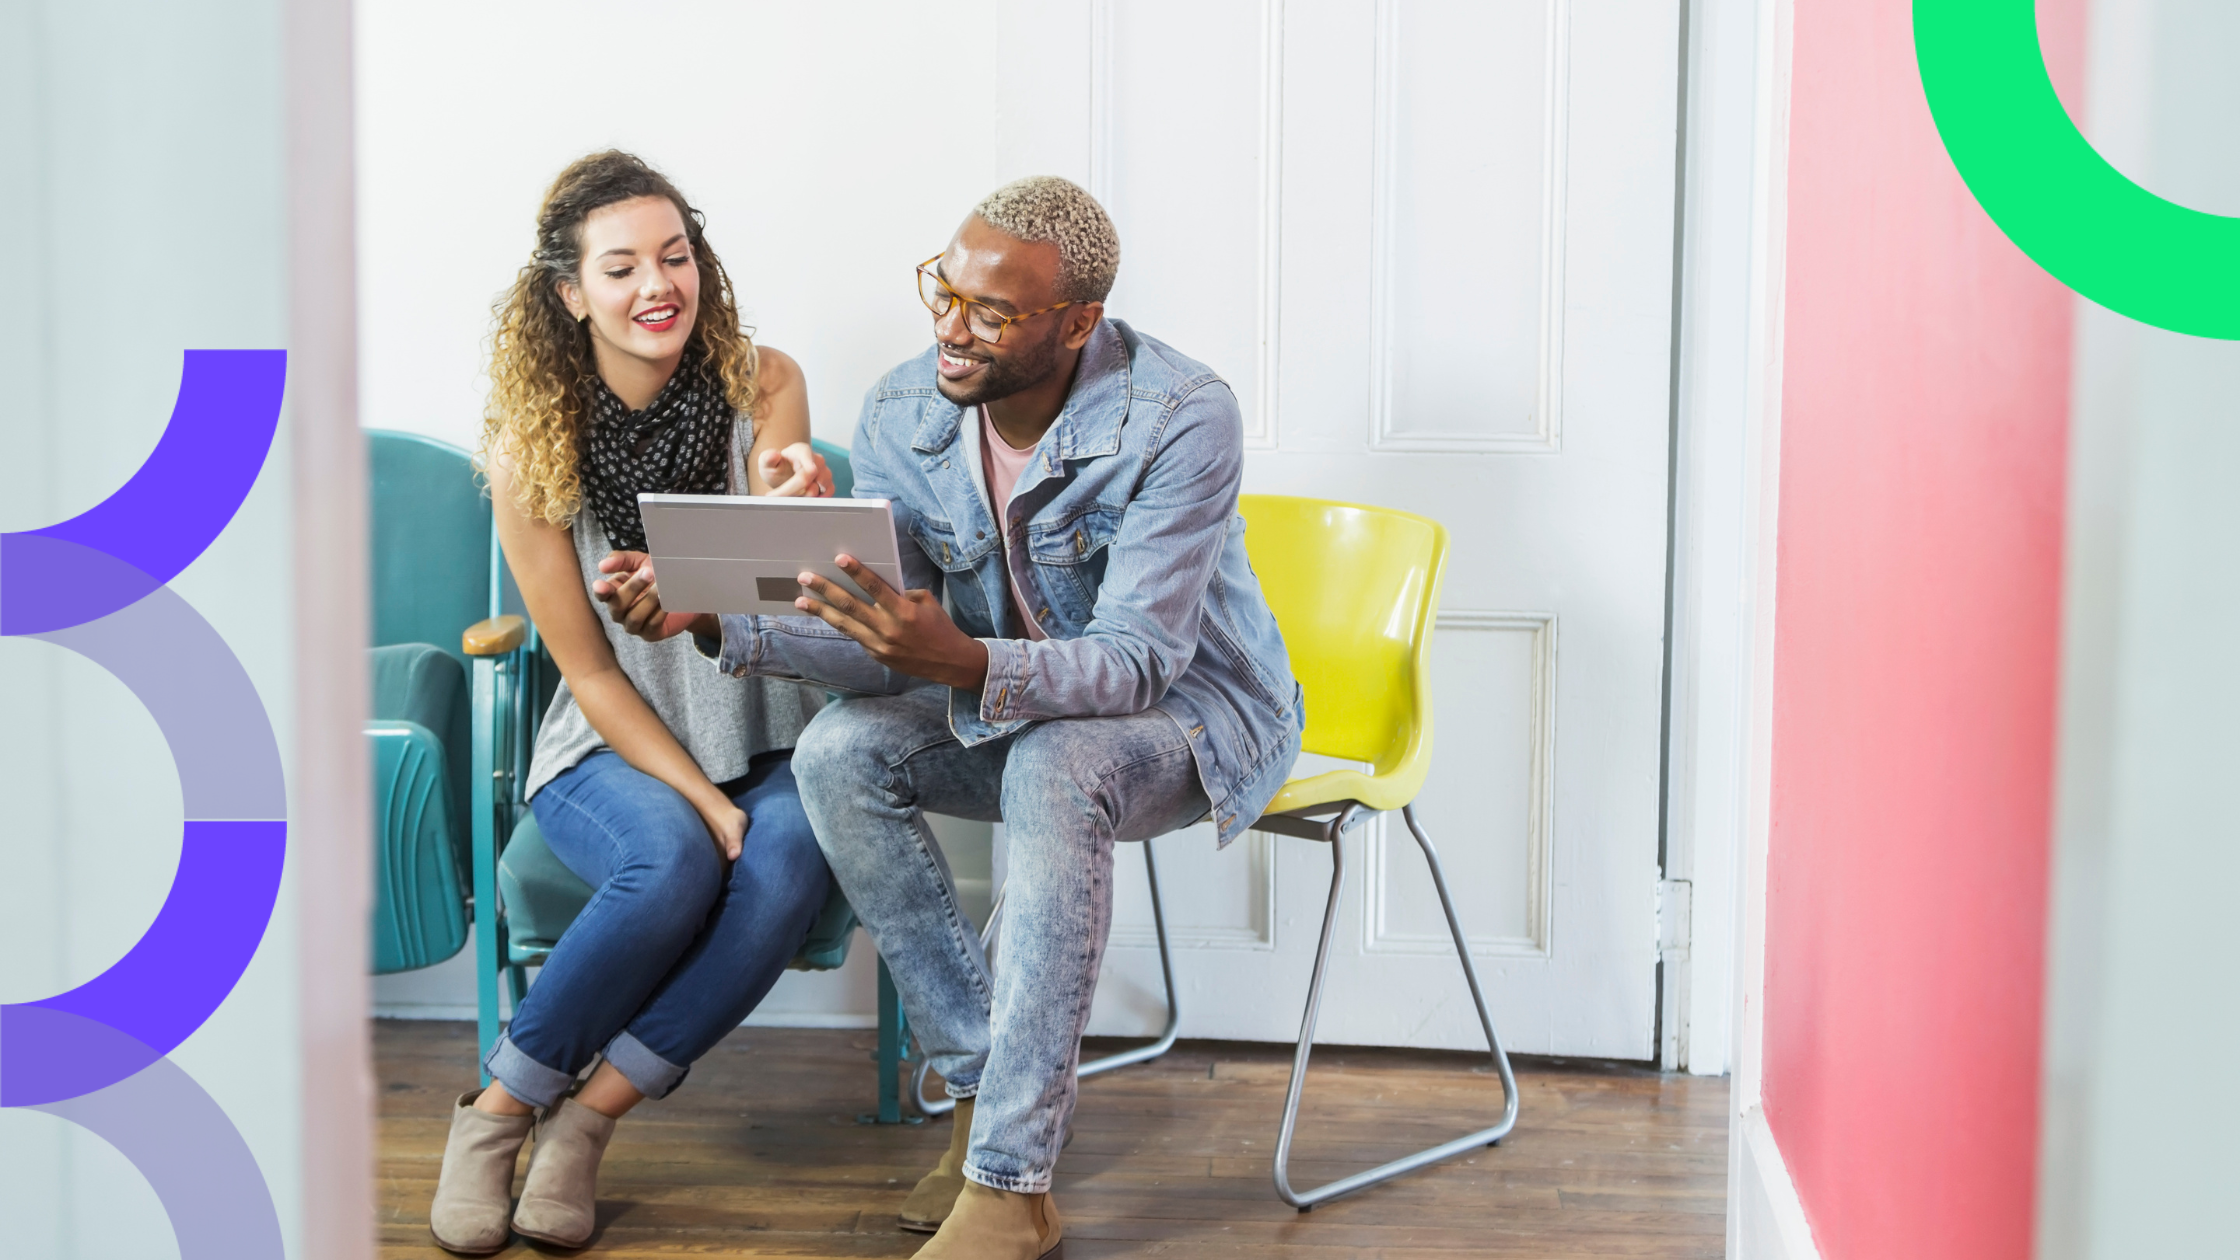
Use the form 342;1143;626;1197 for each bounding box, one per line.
367;431;863;1080
367;432;491;975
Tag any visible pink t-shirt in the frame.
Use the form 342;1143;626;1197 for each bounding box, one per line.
980;406;1048;640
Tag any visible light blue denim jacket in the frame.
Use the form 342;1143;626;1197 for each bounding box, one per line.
702;318;1301;846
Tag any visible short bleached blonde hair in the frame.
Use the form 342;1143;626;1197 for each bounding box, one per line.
973;176;1121;303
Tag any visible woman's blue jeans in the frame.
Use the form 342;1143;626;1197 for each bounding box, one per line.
482;749;830;1109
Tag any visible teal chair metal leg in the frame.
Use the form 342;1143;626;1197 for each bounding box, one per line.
471;654;503;1084
862;957;921;1124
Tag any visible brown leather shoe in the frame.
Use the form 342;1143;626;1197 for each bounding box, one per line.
511;1097;617;1248
899;1097;973;1232
428;1090;532;1255
912;1182;1063;1259
900;1101;1074;1233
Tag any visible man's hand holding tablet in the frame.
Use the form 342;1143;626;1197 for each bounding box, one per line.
595;552;991;690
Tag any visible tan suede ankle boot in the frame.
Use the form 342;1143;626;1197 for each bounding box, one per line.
429;1090;533;1255
899;1097;974;1232
913;1181;1063;1259
511;1097;618;1248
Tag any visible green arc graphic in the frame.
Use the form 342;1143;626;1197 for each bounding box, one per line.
1916;0;2240;339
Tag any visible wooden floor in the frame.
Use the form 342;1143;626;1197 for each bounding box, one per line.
376;1020;1726;1258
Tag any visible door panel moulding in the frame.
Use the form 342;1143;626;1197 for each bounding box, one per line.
1088;0;1283;449
1368;0;1571;454
1108;829;1280;952
1362;612;1556;958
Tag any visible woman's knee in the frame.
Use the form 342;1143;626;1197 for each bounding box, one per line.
621;802;724;911
744;793;823;877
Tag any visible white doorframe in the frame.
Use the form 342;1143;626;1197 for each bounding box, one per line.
1660;0;1790;1084
1665;0;1795;1092
1664;0;1813;1250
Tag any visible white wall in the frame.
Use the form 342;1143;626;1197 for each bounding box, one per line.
2038;2;2240;1255
354;0;1085;455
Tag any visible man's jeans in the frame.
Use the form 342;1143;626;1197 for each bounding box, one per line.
794;686;1209;1194
484;750;830;1109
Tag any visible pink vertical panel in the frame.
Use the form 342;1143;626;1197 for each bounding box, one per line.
1763;2;2082;1258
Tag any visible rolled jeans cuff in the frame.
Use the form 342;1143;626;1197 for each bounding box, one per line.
964;1162;1050;1196
482;1033;576;1112
602;1030;690;1101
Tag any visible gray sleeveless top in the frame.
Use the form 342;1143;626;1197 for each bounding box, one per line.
524;420;823;799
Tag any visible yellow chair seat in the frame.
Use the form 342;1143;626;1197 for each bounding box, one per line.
1263;768;1399;818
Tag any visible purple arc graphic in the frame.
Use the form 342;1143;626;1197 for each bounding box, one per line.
0;349;285;635
1;349;289;1108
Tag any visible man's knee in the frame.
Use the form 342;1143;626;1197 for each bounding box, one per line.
1001;719;1203;845
1000;723;1114;834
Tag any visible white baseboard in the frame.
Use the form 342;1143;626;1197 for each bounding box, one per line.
374;1003;492;1021
1732;1105;1820;1260
738;1011;878;1030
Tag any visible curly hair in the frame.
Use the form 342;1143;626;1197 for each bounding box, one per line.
972;176;1121;303
481;150;759;526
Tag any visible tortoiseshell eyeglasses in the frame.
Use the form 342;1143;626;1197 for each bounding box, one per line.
916;253;1073;344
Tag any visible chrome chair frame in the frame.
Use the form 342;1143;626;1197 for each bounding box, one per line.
1253;801;1518;1211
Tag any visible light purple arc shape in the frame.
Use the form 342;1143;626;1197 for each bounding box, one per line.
31;1011;283;1260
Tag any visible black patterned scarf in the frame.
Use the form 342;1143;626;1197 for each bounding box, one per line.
578;347;733;552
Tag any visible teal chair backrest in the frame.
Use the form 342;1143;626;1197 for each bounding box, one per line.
370;431;492;666
813;438;855;500
367;430;490;975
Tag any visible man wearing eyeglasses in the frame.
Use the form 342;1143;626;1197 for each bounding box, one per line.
597;176;1300;1260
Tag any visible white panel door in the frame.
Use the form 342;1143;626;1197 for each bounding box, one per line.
1071;0;1680;1060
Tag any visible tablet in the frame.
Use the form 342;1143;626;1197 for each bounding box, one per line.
636;493;907;616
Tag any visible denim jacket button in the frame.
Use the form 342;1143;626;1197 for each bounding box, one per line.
977;530;986;539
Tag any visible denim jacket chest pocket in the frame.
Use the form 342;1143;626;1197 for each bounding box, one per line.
909;515;1002;633
1024;505;1123;625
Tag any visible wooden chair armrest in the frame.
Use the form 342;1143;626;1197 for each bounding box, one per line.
462;614;526;657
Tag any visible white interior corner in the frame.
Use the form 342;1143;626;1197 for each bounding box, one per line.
1731;1106;1822;1260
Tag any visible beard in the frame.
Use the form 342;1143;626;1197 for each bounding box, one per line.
934;325;1063;408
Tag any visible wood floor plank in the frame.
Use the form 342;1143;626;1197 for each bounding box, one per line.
374;1020;1726;1258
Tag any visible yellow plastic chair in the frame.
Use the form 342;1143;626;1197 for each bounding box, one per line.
1237;494;1519;1210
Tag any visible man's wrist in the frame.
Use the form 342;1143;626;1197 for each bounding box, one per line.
944;638;991;691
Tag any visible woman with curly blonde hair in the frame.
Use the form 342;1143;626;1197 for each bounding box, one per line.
428;150;836;1255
